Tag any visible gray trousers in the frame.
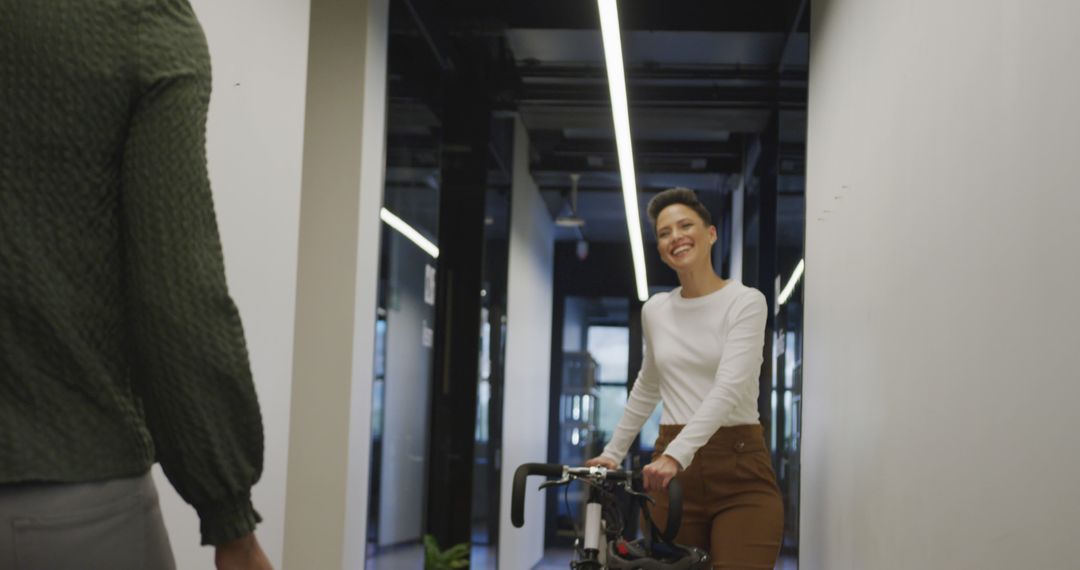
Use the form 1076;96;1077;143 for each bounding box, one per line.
0;471;176;570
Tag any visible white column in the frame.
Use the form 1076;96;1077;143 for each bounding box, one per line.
499;117;556;570
729;182;744;282
284;0;388;567
802;1;1080;568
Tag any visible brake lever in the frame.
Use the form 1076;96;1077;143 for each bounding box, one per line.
622;484;655;505
538;477;571;491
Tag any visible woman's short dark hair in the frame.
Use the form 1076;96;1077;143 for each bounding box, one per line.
646;187;712;227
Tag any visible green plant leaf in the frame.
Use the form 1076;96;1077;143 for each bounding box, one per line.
443;543;470;559
421;534;469;569
423;534;441;564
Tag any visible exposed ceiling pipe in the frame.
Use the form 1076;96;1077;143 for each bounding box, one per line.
401;0;455;72
777;0;809;76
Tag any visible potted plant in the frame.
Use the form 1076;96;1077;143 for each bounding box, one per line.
423;534;469;570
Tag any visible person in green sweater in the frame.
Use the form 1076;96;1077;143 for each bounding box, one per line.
1;0;272;568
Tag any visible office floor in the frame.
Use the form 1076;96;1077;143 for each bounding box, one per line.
365;544;796;569
533;549;797;570
365;543;496;570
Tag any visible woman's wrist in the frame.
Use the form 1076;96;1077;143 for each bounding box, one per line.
661;454;685;471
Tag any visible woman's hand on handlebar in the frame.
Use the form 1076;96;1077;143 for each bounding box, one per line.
642;455;682;492
584;455;618;470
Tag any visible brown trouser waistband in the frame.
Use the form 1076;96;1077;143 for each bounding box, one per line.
657;423;767;452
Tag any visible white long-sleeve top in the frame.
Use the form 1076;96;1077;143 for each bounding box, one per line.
599;281;767;469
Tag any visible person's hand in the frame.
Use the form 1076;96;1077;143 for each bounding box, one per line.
642;455;682;492
584;455;618;469
215;533;273;570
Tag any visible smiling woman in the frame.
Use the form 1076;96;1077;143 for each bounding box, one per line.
585;187;785;568
649;189;718;277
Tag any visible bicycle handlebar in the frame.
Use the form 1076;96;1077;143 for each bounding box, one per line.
660;471;683;544
511;463;564;528
510;462;683;542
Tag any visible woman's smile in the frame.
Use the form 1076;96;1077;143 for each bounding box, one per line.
670;241;693;259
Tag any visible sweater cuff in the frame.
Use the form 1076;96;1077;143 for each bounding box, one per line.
662;441;694;471
599;450;623;466
196;494;262;546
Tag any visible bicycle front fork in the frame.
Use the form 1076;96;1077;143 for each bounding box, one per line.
575;486;607;568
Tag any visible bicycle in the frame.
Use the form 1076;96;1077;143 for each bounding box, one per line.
511;462;711;569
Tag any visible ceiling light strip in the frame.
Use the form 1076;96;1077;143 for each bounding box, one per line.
380;207;439;258
598;0;649;302
778;259;805;306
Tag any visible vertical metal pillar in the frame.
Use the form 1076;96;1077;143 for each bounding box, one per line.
756;113;780;449
426;74;491;549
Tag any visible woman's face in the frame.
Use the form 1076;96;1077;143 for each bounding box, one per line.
655;203;716;271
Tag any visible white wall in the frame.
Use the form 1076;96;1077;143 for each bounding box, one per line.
378;235;435;545
154;1;310;568
801;1;1080;568
499;117;556;570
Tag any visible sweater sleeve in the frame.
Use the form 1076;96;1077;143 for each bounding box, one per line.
662;291;767;469
599;303;662;464
121;0;263;546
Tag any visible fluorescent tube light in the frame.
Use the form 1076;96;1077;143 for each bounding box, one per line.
778;259;805;306
598;0;649;302
380;207;439;258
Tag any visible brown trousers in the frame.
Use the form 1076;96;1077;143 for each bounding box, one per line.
647;424;784;570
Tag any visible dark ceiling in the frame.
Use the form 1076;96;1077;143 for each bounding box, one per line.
383;0;809;250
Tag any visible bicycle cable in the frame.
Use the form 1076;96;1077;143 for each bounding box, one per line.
564;481;581;538
603;494;625;538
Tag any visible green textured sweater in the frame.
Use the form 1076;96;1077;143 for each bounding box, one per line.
0;0;264;546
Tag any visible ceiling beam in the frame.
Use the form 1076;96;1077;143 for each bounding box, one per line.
521;105;772;134
517;64;807;84
505;0;789;32
532;155;741;175
517;82;807;108
542;138;742;157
